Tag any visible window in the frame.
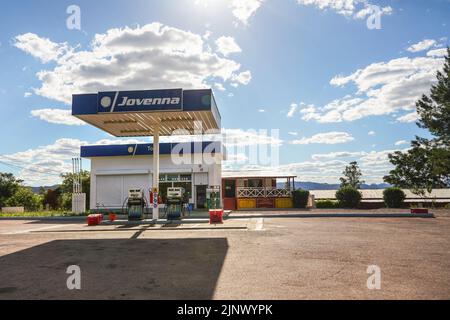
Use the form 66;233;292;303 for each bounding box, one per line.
158;174;192;203
167;174;178;182
248;179;263;188
224;179;236;198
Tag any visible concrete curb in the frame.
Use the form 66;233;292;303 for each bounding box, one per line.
0;216;88;221
100;218;210;225
227;213;435;219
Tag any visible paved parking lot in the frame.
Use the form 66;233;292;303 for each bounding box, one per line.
0;214;449;299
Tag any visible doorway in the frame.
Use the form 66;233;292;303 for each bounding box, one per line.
196;185;207;209
223;179;236;210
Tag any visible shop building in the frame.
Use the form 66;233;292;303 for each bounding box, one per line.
221;171;297;210
72;88;221;218
81;142;222;212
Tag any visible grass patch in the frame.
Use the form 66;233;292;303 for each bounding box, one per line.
0;211;89;218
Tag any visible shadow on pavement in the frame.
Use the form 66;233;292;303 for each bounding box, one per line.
0;238;228;299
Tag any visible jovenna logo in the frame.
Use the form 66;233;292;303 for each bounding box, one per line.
100;93;180;108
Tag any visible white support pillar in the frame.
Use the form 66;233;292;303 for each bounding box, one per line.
152;127;160;220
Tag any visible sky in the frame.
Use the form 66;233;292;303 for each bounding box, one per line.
0;0;448;186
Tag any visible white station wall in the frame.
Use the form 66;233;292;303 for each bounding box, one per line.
89;154;221;210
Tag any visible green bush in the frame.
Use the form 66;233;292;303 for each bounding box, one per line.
335;186;361;208
316;199;340;208
5;187;42;211
383;187;406;208
292;190;310;208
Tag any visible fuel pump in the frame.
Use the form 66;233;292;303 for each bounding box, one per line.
206;186;221;209
126;188;146;220
166;187;186;220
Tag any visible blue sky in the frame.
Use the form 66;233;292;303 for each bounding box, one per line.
0;0;448;186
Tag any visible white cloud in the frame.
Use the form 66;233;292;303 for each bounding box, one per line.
223;153;249;163
407;39;437;53
258;109;265;112
222;128;283;147
0;138;86;186
291;131;354;145
24;92;32;98
231;70;252;85
427;48;448;57
287;103;298;117
300;97;363;123
227;146;411;184
214;82;226;91
394;140;409;146
354;4;392;19
0;128;283;186
359;149;407;167
396;111;419;123
14;23;252;105
30;108;86;126
368;130;375;135
0;137;151;186
92;138;146;145
296;0;392;19
278;147;408;183
215;36;242;57
229;0;263;25
303;53;446;123
14;33;70;63
311;151;367;160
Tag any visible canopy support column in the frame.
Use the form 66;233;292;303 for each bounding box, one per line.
152;127;160;220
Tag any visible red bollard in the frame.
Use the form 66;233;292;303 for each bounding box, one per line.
87;214;99;226
209;209;223;224
411;208;429;214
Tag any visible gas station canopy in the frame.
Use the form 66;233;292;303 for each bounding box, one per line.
72;88;221;137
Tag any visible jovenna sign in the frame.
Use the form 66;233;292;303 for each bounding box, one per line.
97;88;182;113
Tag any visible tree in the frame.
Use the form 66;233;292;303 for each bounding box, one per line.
6;187;42;211
336;186;362;208
384;47;450;194
43;188;61;210
59;170;90;209
0;172;23;208
340;161;364;189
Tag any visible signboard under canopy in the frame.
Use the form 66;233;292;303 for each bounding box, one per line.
97;88;183;113
72;88;220;137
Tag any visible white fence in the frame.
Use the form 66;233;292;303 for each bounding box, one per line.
237;187;292;198
310;188;450;203
1;207;25;213
72;193;86;213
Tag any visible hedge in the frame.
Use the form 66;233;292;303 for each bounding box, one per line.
383;187;406;208
292;190;310;208
335;186;362;208
315;199;340;208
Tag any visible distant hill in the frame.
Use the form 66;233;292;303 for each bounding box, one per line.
30;185;60;194
277;181;391;190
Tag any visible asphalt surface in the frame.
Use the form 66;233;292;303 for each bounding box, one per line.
0;214;449;299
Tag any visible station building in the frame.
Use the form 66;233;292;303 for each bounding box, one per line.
81;141;222;211
72;87;296;215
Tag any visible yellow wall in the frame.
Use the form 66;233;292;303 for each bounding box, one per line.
275;197;293;208
237;198;257;209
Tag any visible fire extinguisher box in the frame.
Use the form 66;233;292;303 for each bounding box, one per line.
411;208;429;214
209;209;223;224
87;214;99;226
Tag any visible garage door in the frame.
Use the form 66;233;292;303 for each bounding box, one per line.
123;174;151;205
96;174;151;208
